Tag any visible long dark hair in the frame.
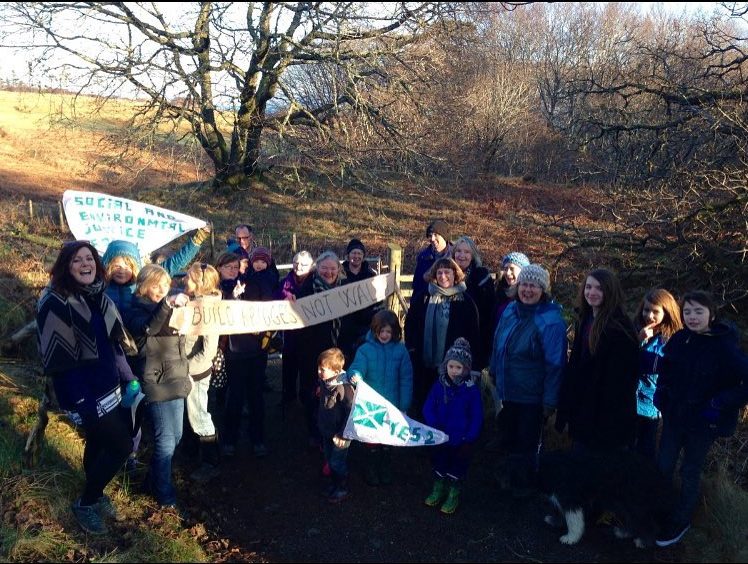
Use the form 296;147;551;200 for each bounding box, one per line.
49;241;105;296
633;288;682;341
575;268;636;353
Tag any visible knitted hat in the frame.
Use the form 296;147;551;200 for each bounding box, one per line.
502;251;530;269
101;240;142;269
517;264;550;293
426;219;451;242
346;238;366;255
443;337;472;373
250;246;272;265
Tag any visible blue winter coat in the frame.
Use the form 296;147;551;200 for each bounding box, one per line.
423;377;483;446
489;300;567;408
348;330;414;411
636;333;667;419
654;322;748;437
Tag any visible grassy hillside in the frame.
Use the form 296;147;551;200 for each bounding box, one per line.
0;89;746;562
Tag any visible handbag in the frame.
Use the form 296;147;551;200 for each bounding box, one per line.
209;348;228;390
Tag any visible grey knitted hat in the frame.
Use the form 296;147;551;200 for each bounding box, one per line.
443;337;472;372
517;264;550;293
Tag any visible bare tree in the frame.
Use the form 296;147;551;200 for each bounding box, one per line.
2;2;446;188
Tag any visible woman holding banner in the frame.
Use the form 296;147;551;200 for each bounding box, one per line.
296;251;356;448
405;257;480;419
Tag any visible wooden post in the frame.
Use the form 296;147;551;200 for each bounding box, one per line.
387;242;403;318
28;199;33;219
292;233;297;254
57;201;65;231
210;227;215;260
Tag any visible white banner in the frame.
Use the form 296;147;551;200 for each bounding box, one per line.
342;381;448;447
169;273;395;335
62;190;207;256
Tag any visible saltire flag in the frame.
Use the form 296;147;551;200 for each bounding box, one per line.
342;380;448;446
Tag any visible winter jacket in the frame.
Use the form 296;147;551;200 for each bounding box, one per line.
222;271;275;359
411;243;454;300
349;330;414;411
654;322;748;437
463;262;496;369
490;300;567;408
342;260;383;352
274;271;311;352
126;296;191;402
318;376;355;439
636;333;667;420
423;377;483;446
556;310;639;451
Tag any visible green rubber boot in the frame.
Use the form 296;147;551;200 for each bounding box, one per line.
440;484;460;514
424;478;446;507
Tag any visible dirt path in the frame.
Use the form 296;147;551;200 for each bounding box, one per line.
181;359;682;563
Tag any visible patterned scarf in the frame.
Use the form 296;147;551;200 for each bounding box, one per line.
422;281;467;368
313;272;344;345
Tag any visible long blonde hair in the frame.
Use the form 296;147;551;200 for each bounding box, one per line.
184;262;221;298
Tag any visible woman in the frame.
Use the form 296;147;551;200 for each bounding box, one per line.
405;257;479;418
494;251;530;327
126;264;191;508
489;264;566;458
555;268;639;453
36;241;135;535
275;250;315;407
296;251;354;446
451;236;495;368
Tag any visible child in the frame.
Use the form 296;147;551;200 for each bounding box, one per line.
183;262;222;483
349;310;413;486
632;289;682;460
422;338;483;514
654;291;748;547
317;347;355;503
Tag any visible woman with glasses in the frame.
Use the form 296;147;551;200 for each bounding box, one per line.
489;264;566;462
276;251;315;407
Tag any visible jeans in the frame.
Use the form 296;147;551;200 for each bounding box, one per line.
322;437;349;477
223;353;267;447
658;412;715;525
80;406;132;505
147;398;184;505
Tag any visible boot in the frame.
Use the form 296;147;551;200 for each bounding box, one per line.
364;447;380;486
424;477;446;507
440;481;460;514
191;435;221;484
379;447;393;485
328;472;349;504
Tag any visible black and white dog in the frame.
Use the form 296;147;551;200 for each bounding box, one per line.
497;449;674;548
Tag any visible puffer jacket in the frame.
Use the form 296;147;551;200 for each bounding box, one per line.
349;330;414;411
423;376;483;446
654;321;748;437
125;296;191;402
490;300;567;408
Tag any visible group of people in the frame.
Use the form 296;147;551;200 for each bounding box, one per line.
35;218;748;549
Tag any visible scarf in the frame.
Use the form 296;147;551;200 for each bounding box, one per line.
422;282;467;368
37;282;134;374
313;273;344;346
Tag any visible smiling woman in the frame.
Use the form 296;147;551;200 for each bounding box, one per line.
35;240;135;535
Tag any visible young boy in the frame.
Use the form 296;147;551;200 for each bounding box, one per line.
317;347;355;503
423;338;483;514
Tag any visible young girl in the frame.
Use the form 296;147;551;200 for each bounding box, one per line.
125;264;191;509
555;268;639;453
654;291;748;547
632;289;682;460
349;310;413;486
423;338;483;515
183;262;222;483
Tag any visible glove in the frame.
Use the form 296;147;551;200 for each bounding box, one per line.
192;225;211;246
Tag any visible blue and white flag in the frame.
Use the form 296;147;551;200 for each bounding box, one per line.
342;380;448;446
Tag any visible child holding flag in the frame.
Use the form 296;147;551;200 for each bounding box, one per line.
317;348;355;503
422;338;483;514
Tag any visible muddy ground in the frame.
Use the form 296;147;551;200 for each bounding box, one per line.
173;359;683;563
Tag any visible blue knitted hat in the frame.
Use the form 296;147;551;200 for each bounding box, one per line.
502;251;530;269
101;240;142;269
